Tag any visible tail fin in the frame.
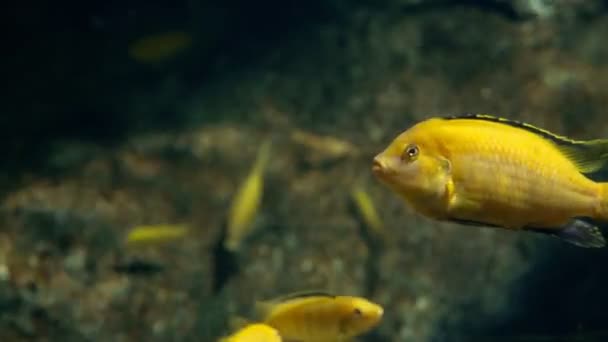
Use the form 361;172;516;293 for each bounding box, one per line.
253;138;272;174
597;183;608;221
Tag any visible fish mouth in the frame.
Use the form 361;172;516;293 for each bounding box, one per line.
372;157;385;176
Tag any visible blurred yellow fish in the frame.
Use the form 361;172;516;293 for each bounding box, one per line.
219;323;282;342
254;291;383;342
350;187;386;242
224;140;271;251
372;114;608;248
290;130;356;155
128;31;192;64
125;224;188;246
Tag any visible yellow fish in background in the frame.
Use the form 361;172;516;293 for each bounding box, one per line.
124;224;189;246
253;291;383;342
224;140;271;251
290;129;359;165
350;187;387;243
219;323;282;342
128;31;192;64
372;114;608;248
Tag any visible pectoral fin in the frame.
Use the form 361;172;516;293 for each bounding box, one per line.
524;219;606;248
446;190;485;219
444;190;503;229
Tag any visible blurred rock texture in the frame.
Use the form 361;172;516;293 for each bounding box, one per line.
3;0;608;341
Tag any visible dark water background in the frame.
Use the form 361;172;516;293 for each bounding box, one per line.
3;1;608;341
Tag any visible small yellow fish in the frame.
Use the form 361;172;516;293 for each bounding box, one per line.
224;140;271;251
372;114;608;248
290;129;359;166
254;291;383;342
125;224;188;246
128;31;192;64
219;323;282;342
350;187;386;242
291;129;358;157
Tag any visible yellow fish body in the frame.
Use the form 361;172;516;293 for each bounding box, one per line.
350;187;386;242
224;140;271;251
125;224;188;246
219;323;282;342
372;114;608;248
255;291;383;342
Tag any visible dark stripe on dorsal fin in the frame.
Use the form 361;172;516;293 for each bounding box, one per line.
443;113;588;146
443;113;608;174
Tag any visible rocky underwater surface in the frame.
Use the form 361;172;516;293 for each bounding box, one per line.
3;0;608;341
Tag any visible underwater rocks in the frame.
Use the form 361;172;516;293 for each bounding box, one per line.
0;121;532;341
3;1;608;342
495;0;607;19
389;0;607;19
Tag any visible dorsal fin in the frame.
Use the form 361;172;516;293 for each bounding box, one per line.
254;290;335;318
444;114;587;144
443;113;608;174
271;290;335;303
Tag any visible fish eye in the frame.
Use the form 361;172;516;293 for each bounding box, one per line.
402;144;419;161
353;308;363;317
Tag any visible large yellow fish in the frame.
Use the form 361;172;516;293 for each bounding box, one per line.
372;114;608;248
254;291;383;342
219;323;282;342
